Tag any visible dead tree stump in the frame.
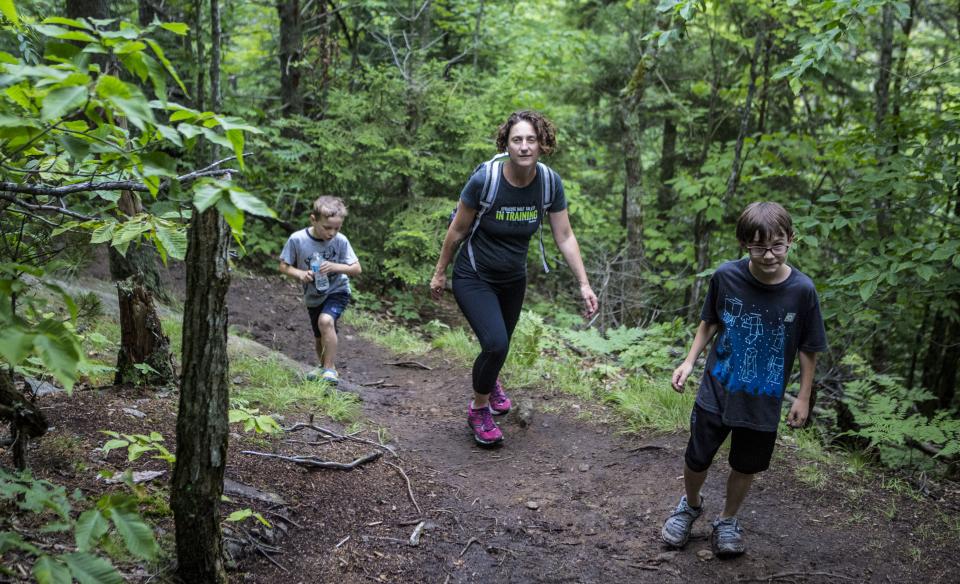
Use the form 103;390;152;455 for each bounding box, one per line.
114;279;175;386
0;369;48;470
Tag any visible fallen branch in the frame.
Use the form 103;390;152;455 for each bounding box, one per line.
241;450;381;470
385;360;432;370
459;537;479;557
384;461;422;516
735;571;857;583
283;421;396;456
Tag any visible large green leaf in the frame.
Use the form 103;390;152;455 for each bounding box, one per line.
75;509;110;552
42;17;93;30
0;326;34;365
229;189;276;219
153;222;188;261
107;507;158;560
62;552;122;584
145;39;187;95
0;0;20;25
33;555;71;584
192;181;226;213
41;86;87;122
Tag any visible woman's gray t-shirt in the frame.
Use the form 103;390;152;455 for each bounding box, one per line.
695;258;828;432
279;229;358;307
453;165;567;284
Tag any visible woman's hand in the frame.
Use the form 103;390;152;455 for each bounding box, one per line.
580;282;598;317
430;272;446;300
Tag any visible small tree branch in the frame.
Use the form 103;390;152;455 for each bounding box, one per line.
0;156;242;197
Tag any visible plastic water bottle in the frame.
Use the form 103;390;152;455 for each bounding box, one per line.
310;252;329;293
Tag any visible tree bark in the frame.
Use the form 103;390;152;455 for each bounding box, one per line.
656;117;677;223
0;368;49;470
278;0;304;116
210;0;222;113
171;206;231;584
66;0;109;19
194;0;206;113
114;280;175;386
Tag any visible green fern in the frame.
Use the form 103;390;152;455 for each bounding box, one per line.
841;354;960;468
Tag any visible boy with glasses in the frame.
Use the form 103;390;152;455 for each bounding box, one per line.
661;201;827;557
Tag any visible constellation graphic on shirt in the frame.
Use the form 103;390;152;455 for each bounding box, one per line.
741;313;763;345
740;347;758;383
716;297;743;379
766;323;785;384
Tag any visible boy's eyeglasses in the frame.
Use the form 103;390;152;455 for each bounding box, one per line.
746;244;789;257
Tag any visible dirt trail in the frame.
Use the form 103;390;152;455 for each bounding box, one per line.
221;272;953;584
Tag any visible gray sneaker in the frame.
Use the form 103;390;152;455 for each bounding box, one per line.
661;495;703;547
711;516;745;557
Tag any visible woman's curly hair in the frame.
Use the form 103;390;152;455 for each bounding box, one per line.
495;110;557;156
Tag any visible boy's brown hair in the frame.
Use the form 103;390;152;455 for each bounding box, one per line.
736;202;794;244
495;110;558;156
312;196;348;219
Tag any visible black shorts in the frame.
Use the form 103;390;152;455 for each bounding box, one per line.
307;293;350;338
684;404;777;475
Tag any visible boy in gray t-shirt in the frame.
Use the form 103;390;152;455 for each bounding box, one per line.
279;196;361;384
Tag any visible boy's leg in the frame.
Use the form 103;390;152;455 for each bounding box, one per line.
317;294;350;371
317;313;337;369
721;470;755;518
684;463;709;508
710;426;776;556
663;406;727;547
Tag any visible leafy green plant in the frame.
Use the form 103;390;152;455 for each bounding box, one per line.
225;508;271;528
100;431;176;467
840;354;960;467
228;407;282;435
0;468;158;584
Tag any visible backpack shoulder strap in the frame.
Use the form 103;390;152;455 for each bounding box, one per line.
465;153;508;272
535;162;558;273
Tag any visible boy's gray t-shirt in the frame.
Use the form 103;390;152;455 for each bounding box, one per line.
452;165;567;284
279;229;358;308
696;258;828;432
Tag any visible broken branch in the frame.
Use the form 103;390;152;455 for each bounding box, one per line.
241;450;382;470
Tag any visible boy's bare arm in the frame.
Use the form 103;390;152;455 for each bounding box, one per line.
787;350;817;428
671;320;719;392
279;260;312;284
320;260;362;277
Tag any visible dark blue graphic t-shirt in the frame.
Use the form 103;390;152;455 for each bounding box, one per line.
695;258;828;432
453;165;567;284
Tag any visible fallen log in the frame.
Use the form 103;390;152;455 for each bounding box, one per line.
240;449;382;470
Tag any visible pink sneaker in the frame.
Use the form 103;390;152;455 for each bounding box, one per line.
488;378;511;415
467;402;503;445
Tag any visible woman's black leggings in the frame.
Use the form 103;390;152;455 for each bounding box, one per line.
452;273;526;395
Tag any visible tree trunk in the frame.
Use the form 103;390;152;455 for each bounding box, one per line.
278;0;303;116
723;26;764;203
139;0;157;26
171;207;231;584
66;0;109;19
114;280;175;385
620;102;644;251
194;0;206;113
656;117;677;223
210;0;222;113
0;368;48;470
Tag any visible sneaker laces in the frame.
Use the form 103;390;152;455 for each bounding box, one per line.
715;518;741;542
473;406;495;431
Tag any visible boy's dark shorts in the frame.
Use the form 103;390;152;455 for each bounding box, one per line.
684;404;777;475
307;293;350;338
